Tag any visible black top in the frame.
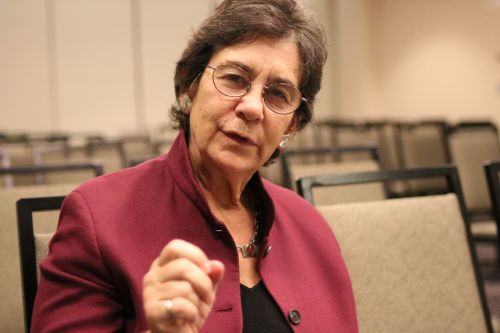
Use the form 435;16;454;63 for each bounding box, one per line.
241;281;293;333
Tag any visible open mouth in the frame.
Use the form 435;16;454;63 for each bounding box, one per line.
224;132;253;145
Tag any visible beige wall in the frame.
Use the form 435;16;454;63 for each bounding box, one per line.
0;0;335;136
0;0;52;132
333;0;500;123
331;0;380;120
0;0;213;136
2;0;500;136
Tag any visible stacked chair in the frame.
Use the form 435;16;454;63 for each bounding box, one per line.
484;160;500;266
280;145;383;204
447;122;500;259
394;121;451;195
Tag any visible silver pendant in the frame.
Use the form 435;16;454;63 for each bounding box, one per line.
238;243;258;258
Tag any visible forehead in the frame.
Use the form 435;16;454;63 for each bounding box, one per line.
210;37;301;86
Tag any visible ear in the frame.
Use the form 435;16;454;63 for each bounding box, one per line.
187;74;201;101
285;115;299;135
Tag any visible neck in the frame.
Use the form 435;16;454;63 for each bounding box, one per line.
189;148;256;212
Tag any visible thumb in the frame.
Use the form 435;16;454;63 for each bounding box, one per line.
206;260;225;289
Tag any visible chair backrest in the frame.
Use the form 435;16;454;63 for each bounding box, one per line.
280;145;380;189
331;122;380;161
291;160;384;205
1;142;36;186
317;194;493;332
0;184;75;333
298;165;464;208
32;144;100;184
0;162;104;188
448;122;500;214
87;140;126;173
394;121;451;195
120;134;156;166
484;160;500;265
0;146;13;187
17;196;64;332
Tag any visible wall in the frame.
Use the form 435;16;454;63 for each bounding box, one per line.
0;0;213;136
332;0;500;123
331;0;380;120
373;0;500;123
0;0;335;136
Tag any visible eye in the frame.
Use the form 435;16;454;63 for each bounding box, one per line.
221;73;246;85
267;85;292;104
215;65;250;90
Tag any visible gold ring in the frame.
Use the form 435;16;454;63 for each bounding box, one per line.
162;299;174;320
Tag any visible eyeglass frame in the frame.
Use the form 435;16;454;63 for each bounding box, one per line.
203;64;308;115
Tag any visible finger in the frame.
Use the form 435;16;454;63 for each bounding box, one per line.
206;260;225;288
143;280;200;308
161;297;199;323
158;239;209;268
158;258;215;304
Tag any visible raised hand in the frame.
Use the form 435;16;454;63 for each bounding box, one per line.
143;239;225;333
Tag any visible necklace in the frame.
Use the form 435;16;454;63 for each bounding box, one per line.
236;212;260;258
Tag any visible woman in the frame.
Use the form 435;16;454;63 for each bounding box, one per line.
31;0;357;332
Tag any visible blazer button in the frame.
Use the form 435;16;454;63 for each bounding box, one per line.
288;309;301;325
264;245;272;257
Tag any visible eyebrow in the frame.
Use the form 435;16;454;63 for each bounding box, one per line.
220;60;298;88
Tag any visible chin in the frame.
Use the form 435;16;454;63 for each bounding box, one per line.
211;152;260;175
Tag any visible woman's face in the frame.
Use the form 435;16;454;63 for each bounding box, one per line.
188;37;301;177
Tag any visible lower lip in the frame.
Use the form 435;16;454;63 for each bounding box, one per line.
224;132;254;146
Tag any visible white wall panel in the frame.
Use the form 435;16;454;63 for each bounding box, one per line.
309;0;336;121
54;0;136;135
140;0;211;130
0;0;51;132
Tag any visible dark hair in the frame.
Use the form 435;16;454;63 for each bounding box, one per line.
170;0;327;163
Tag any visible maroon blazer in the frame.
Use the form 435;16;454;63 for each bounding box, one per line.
31;132;358;332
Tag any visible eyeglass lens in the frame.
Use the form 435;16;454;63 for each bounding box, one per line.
211;64;301;114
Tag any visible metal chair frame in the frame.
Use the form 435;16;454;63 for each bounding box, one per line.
484;160;500;266
17;196;65;332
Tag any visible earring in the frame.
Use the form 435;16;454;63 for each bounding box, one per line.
279;133;292;149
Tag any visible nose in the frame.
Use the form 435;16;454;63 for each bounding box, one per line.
234;83;265;122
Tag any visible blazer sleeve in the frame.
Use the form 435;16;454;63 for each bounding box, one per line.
31;190;125;332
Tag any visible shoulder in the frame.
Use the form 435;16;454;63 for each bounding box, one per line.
74;154;170;200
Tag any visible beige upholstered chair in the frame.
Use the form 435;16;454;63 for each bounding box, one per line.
281;146;380;188
484;160;500;265
34;233;54;282
1;142;36;186
333;123;380;161
318;194;493;333
17;196;64;331
448;123;500;215
87;140;126;173
0;162;103;189
291;160;384;205
395;121;450;195
32;144;102;185
120;133;157;166
0;184;75;333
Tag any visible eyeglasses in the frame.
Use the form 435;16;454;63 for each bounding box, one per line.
205;64;307;115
